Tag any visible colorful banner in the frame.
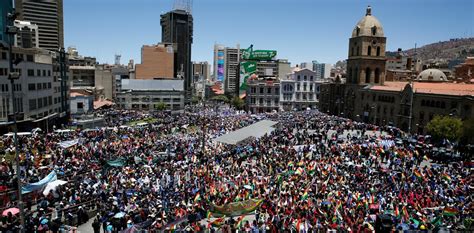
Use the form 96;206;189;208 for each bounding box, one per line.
217;51;225;82
209;199;263;217
22;171;57;194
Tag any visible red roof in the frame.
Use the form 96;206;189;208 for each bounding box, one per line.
370;82;474;96
94;100;114;109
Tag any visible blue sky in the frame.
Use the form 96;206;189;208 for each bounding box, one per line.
64;0;473;67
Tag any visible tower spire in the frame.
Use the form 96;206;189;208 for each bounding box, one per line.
366;5;372;16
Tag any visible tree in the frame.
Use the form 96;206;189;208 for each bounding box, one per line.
426;115;463;141
191;96;200;105
461;118;474;144
211;95;229;103
154;102;167;111
231;96;245;110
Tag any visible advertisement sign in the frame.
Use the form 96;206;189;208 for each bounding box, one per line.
217;51;225;82
241;45;277;61
239;61;257;91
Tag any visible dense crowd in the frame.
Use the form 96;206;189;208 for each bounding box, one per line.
0;105;471;232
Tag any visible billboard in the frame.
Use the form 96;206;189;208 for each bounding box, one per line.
239;61;257;92
241;45;277;61
217;51;225;82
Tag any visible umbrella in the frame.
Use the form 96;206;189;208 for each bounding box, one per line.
114;212;126;218
43;180;68;196
2;208;19;216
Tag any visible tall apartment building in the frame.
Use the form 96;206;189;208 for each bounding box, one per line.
161;9;193;103
135;43;175;80
312;61;332;79
15;0;64;51
213;44;241;95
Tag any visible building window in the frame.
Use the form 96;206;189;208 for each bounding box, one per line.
310;76;313;81
37;70;41;76
368;46;372;56
377;47;381;56
29;99;36;110
275;87;279;93
43;70;46;76
38;98;43;108
48;96;52;105
297;75;301;81
304;76;307;81
372;26;377;35
259;87;264;94
48;70;51;76
365;67;371;83
267;87;271;94
28;69;34;76
77;102;84;109
297;84;300;91
37;83;42;90
43;83;47;89
28;83;35;91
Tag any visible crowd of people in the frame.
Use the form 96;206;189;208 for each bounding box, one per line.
0;105;471;232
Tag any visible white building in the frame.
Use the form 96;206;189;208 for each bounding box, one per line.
116;79;184;110
13;20;39;48
0;47;62;124
279;68;322;111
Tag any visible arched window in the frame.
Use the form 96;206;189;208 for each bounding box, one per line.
376;46;381;56
368;46;372;56
372;26;377;36
365;67;371;83
374;68;380;83
351;47;355;56
356;46;360;56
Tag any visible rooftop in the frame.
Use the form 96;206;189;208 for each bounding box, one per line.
121;79;184;91
370;82;474;96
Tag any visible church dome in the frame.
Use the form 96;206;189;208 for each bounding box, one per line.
416;69;448;82
352;6;384;38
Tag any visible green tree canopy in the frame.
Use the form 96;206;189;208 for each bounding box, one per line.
231;96;245;110
426;115;463;141
211;95;229;103
154;102;167;111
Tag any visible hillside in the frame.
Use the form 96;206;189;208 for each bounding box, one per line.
386;38;474;61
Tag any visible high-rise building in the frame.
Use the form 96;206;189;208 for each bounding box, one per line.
192;61;210;81
135;43;175;80
213;44;241;95
312;61;332;79
15;0;64;51
160;9;193;103
0;0;13;44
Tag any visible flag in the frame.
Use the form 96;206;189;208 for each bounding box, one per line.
402;206;409;221
235;215;245;229
301;191;309;200
441;173;452;182
443;207;458;216
208;217;225;229
295;219;302;232
295;167;304;175
194;193;201;203
394;206;400;218
413;170;423;180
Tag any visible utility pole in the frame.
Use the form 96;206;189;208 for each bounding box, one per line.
5;10;25;232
